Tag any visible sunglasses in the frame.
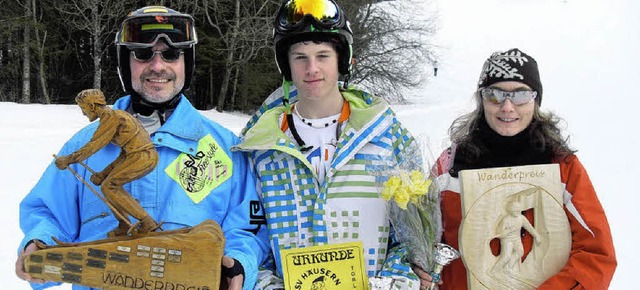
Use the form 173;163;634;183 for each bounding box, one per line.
130;48;184;62
117;14;197;48
276;0;344;33
479;88;537;106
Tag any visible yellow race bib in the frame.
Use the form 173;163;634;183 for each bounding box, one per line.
165;134;233;204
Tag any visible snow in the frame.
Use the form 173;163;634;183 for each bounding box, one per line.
2;0;636;288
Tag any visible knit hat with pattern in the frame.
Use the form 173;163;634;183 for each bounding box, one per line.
478;48;543;104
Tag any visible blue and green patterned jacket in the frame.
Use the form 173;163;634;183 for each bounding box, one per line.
234;84;421;290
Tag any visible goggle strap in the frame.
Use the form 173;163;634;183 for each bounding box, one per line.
121;34;195;49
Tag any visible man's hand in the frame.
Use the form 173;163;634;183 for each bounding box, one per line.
222;256;245;290
54;155;72;170
15;241;45;284
412;264;442;290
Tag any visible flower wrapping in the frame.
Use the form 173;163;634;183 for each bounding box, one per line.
375;139;443;272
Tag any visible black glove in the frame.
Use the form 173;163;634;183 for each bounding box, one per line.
222;258;245;279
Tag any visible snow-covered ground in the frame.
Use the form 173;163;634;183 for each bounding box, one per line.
2;0;636;288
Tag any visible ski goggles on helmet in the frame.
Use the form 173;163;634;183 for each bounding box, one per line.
130;47;184;62
275;0;344;33
479;88;537;106
117;13;197;48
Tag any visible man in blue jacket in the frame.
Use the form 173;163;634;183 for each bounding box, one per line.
14;6;269;290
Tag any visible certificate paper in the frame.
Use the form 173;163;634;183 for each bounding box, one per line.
281;242;369;290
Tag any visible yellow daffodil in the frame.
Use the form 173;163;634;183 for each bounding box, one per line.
409;170;425;183
380;169;433;210
381;176;402;201
376;167;443;272
394;186;410;210
409;170;430;194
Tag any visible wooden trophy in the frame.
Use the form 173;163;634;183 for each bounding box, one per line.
24;89;225;289
458;164;571;290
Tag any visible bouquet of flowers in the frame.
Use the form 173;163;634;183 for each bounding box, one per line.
376;139;443;273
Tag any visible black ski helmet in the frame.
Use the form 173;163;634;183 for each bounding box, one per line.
115;6;198;94
273;0;354;81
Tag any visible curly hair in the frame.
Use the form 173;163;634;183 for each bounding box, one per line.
449;91;575;160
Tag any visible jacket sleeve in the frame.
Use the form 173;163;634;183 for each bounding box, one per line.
221;151;271;290
18;136;92;251
377;232;421;290
253;253;285;290
18;139;90;289
538;156;617;289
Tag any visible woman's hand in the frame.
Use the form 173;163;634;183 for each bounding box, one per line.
413;264;442;290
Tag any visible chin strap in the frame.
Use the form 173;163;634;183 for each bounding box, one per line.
130;92;181;125
342;73;350;90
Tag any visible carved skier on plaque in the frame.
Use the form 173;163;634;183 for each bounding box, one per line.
23;89;224;289
458;164;571;290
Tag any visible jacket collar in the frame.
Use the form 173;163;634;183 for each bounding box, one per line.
236;85;394;178
240;84;389;144
114;94;205;141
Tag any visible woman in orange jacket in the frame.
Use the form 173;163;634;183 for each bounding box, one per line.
414;48;616;289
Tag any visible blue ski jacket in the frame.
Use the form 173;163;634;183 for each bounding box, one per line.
18;95;270;290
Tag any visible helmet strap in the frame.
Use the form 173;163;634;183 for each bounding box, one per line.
342;74;351;90
282;79;292;115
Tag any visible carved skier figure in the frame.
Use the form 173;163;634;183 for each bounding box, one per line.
55;89;160;237
491;193;542;287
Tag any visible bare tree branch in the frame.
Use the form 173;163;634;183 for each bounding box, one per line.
344;0;439;103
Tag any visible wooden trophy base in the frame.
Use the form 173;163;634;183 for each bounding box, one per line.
25;220;224;289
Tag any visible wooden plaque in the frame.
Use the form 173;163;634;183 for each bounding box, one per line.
459;164;570;290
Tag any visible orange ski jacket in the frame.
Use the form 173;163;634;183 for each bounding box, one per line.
435;148;616;290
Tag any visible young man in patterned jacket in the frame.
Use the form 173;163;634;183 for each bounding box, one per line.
235;0;424;289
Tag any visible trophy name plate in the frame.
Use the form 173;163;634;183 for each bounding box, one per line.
25;220;224;290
